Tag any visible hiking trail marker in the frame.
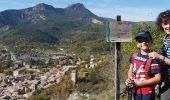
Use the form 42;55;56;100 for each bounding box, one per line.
106;15;132;100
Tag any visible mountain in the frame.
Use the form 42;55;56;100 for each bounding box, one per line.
0;3;152;56
0;3;110;55
0;3;103;29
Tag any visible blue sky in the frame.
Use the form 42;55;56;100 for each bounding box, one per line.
0;0;169;22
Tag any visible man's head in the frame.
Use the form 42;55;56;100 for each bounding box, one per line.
135;30;152;51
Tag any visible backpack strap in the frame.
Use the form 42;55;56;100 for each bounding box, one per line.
132;52;152;76
132;52;138;64
132;52;152;73
144;58;152;74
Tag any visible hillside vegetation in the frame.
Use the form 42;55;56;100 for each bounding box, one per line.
27;23;163;100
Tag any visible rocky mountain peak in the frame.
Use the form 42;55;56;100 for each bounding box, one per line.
64;3;95;19
66;3;86;10
33;3;55;11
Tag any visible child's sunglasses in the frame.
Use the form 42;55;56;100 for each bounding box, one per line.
136;38;149;43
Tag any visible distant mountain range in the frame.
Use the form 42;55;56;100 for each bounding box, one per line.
0;3;109;47
0;3;154;53
0;3;107;29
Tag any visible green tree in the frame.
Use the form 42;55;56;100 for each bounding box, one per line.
122;23;163;54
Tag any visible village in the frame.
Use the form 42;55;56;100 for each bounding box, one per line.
0;48;104;100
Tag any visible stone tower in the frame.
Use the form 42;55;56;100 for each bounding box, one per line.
71;69;77;83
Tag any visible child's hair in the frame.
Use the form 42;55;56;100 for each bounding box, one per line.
156;10;170;32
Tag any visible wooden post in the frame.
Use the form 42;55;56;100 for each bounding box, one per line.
115;15;121;100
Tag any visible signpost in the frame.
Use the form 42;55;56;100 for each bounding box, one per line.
106;15;132;100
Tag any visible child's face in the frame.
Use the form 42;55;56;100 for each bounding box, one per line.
136;38;151;51
162;20;170;35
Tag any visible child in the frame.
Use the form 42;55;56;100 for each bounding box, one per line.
125;30;161;100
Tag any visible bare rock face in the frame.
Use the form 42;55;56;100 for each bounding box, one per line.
1;25;11;32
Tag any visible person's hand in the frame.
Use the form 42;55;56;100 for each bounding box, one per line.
148;52;160;60
125;78;134;88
